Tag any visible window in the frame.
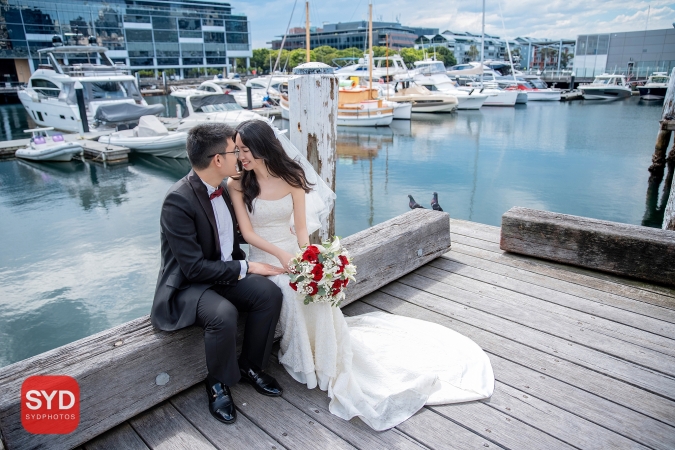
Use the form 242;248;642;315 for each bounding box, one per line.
154;30;178;42
157;58;178;65
31;79;60;97
204;32;225;43
152;16;176;30
124;15;151;24
179;19;201;31
179;30;202;39
125;30;152;42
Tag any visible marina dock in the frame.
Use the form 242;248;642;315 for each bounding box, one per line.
1;211;673;450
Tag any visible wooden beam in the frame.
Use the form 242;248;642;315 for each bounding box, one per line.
500;207;675;287
650;68;675;173
0;208;450;450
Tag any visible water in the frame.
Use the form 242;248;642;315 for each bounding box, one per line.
0;96;669;367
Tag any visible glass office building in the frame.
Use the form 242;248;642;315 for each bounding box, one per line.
0;0;251;82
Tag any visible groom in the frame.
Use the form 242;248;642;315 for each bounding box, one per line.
150;122;285;425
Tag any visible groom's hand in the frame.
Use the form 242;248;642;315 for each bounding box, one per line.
248;262;285;276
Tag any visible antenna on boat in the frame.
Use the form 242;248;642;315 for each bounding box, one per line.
306;2;311;63
480;0;485;88
268;0;298;93
497;0;517;83
368;1;373;99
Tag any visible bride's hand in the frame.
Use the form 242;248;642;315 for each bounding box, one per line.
277;250;295;272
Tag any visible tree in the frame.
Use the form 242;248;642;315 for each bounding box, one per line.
467;44;479;61
251;48;271;72
433;46;457;67
399;47;424;66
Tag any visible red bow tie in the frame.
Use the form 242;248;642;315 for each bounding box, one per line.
209;186;224;200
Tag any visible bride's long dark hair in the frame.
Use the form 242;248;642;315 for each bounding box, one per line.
234;120;313;212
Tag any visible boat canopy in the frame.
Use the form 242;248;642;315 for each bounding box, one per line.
93;103;164;124
186;94;241;116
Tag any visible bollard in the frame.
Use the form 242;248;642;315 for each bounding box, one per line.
289;62;338;243
246;86;252;110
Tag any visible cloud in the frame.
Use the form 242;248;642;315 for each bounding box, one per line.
235;0;675;49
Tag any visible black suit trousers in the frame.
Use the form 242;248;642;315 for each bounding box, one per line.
195;274;282;386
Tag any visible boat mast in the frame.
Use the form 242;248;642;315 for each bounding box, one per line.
368;1;373;99
306;2;310;63
480;0;485;87
386;33;389;100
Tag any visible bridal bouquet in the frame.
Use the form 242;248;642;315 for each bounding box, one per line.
288;237;357;307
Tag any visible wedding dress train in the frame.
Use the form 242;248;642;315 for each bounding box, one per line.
246;194;494;430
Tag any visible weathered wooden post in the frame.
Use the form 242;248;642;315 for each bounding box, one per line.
648;67;675;174
664;172;675;230
289;62;338;243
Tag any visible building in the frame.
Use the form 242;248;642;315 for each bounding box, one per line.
270;21;438;52
0;0;252;82
514;37;575;71
574;28;675;78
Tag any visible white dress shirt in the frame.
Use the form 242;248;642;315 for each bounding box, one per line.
202;180;247;279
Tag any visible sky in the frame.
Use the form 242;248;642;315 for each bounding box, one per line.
232;0;675;49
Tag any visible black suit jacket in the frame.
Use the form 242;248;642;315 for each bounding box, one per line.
150;170;246;331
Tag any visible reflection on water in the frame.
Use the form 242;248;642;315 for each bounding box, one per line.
0;96;667;367
0;103;35;141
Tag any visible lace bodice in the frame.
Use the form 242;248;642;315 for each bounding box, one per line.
247;193;300;267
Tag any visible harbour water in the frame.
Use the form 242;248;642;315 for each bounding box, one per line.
0;96;669;367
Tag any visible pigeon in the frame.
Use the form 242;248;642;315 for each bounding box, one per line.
408;195;424;209
431;192;443;211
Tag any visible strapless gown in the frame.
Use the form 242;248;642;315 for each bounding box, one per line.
246;194;494;431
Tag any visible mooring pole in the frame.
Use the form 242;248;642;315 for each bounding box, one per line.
74;81;89;133
664;175;675;230
246;86;253;110
649;67;675;175
289;62;338;243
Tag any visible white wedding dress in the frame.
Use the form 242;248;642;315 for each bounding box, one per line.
247;194;495;431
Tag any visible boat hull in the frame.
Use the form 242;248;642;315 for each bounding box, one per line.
638;86;667;100
15;142;82;162
410;101;457;113
516;92;528;104
99;133;188;158
579;87;632;100
455;95;487;110
526;90;562;101
337;112;394;127
392;102;412;120
482;90;518;106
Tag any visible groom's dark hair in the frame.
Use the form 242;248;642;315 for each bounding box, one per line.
186;123;236;170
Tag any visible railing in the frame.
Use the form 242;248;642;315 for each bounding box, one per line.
0;81;27;93
227;43;250;51
62;64;131;77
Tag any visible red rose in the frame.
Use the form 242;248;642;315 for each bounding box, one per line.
311;263;324;281
307;282;318;296
337;265;345;274
332;279;342;289
302;246;320;263
339;255;349;266
289;282;298;291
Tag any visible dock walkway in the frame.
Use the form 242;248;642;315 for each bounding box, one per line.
80;219;675;450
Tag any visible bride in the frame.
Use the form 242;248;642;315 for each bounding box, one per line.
227;120;494;431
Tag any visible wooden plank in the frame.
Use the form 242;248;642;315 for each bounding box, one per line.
0;209;447;450
423;258;675;354
263;358;427;449
451;231;675;301
362;289;675;425
129;402;216;450
169;384;282;450
84;423;149;450
484;382;650;450
345;295;675;446
395;408;503;450
499;207;675;286
432;255;675;334
449;239;675;308
230;379;356;450
450;218;500;243
414;264;675;361
664;164;675;230
341;209;451;306
372;283;675;405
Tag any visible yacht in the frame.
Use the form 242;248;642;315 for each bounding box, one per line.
171;94;263;132
171;77;267;109
18;38;162;133
412;60;488;109
335;55;411;81
638;72;670;101
337;84;394;127
499;77;561;102
245;75;292;102
579;74;632;100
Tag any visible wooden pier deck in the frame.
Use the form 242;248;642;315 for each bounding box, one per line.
78;218;675;450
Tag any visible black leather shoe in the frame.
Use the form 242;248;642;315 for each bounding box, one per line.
205;381;236;424
240;367;283;397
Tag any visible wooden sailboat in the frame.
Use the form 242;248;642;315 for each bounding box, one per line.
336;2;394;127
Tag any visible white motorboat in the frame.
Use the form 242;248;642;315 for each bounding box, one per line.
98;116;188;158
579;74;632;100
388;84;459;112
172;94;264;132
246;75;292;102
638;72;669;101
336;55;411;81
171;77;267;109
15;127;83;162
460;81;518;106
412;60;488;110
18;38;162;133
